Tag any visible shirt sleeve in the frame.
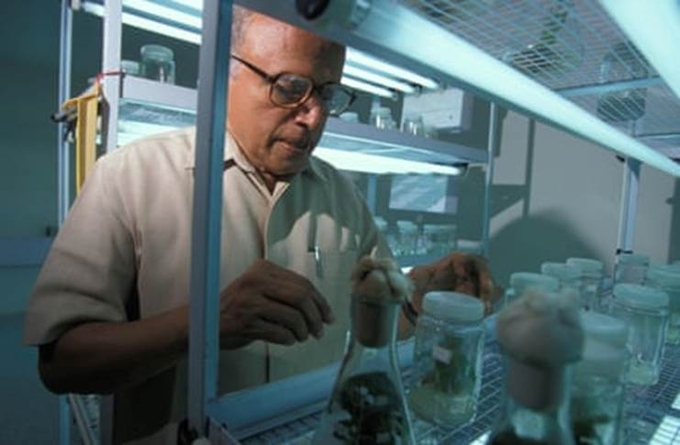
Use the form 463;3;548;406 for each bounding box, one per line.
23;154;137;345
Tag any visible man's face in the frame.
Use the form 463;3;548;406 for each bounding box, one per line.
227;15;346;180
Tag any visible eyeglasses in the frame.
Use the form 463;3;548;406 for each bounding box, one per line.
231;54;356;116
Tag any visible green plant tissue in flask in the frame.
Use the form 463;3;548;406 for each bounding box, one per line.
312;256;415;445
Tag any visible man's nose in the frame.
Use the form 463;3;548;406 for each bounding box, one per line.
294;93;328;128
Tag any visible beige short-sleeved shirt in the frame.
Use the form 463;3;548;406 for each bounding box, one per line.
24;127;389;444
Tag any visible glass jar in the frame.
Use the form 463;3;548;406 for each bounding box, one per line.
610;283;669;385
313;294;415;444
571;312;629;445
645;265;680;344
409;291;485;427
614;252;649;285
541;262;582;296
566;258;604;312
140;44;176;84
370;106;397;130
505;272;559;307
422;224;456;255
401;113;425;136
396;220;418;256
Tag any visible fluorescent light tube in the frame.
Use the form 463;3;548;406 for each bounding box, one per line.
341;76;396;99
82;2;201;44
314;146;463;175
169;0;202;11
343;65;416;93
346;48;439;89
598;0;680;99
352;0;680;177
123;0;202;29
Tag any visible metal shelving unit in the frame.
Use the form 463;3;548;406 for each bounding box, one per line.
204;330;680;444
56;0;680;444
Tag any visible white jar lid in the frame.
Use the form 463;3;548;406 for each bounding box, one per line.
646;264;680;288
422;291;484;323
580;311;628;348
540;262;581;282
567;257;604;277
613;283;669;310
510;272;559;296
617;252;649;266
577;338;628;377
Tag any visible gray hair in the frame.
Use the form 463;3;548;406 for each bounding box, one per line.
230;5;254;54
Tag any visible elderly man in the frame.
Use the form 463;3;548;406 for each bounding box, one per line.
25;6;495;444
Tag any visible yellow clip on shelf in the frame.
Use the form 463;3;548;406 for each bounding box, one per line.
61;83;101;193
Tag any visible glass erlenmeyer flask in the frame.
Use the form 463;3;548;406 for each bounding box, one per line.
312;294;415;444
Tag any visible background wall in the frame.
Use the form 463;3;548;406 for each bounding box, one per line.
1;0;679;444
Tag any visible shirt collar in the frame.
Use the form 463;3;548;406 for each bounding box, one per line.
186;128;328;182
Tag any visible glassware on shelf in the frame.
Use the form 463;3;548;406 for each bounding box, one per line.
487;290;584;445
422;224;456;255
396;220;418;256
370;106;397;130
401;113;425;137
609;283;669;385
339;111;359;123
121;59;141;77
505;271;559;307
614;252;649;285
566;258;604;312
541;262;582;296
140;44;176;84
409;291;485;428
645;264;680;344
597;42;649;122
313;258;415;444
571;312;629;445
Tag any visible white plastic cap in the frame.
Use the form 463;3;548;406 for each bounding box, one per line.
422;291;484;323
613;283;669;310
510;272;559;296
577;338;628;378
541;262;581;282
646;264;680;288
580;311;628;348
567;257;604;278
616;252;649;266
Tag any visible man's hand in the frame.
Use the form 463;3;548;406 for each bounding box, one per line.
408;253;502;315
218;259;335;349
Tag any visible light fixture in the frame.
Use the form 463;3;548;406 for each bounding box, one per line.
343;65;417;94
340;76;396;99
81;2;201;44
314;146;463;175
346;48;440;90
349;1;680;176
598;0;680;100
123;0;202;29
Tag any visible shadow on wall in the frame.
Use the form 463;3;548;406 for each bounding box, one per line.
488;210;601;289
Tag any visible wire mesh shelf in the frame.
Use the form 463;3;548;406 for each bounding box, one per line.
236;339;680;445
399;0;680;157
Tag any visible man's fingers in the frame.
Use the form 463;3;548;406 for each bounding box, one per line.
251;318;297;345
259;303;309;342
261;263;335;328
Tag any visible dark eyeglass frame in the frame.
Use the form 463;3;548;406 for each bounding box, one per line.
230;54;355;116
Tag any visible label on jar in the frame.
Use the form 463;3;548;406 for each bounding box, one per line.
432;345;453;365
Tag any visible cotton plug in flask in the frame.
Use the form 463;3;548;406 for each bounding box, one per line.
487;290;584;445
313;257;415;445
